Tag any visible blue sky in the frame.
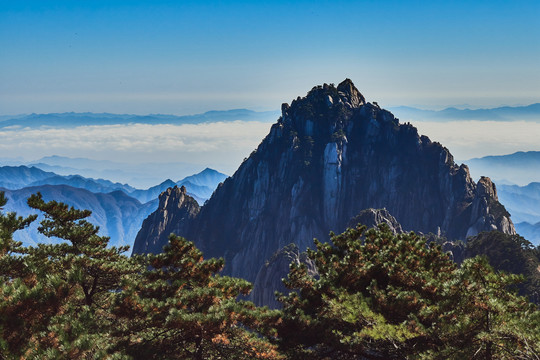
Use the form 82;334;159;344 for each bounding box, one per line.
1;0;539;114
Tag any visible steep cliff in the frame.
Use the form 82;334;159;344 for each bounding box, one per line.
134;79;515;285
132;186;200;254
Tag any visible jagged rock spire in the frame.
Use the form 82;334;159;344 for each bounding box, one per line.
132;185;199;254
337;78;365;107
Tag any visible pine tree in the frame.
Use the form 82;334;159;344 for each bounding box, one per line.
466;231;540;303
112;234;283;360
273;224;452;359
272;224;540;359
1;192;139;358
3;191;539;359
26;193;138;307
426;256;540;359
0;191;36;278
0;191;47;356
1;193;282;359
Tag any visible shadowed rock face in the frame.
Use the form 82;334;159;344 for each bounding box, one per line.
250;244;318;309
251;208;402;308
133;79;515;286
132;186;199;254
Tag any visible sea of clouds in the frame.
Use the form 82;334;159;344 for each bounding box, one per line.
0;121;273;175
1;119;539;186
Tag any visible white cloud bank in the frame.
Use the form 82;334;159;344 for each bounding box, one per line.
0;121;273;176
1;119;539;185
411;120;540;161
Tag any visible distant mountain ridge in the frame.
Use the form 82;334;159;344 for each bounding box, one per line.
515;221;540;245
498;182;540;223
465;151;540;186
0;165;227;205
0;166;228;249
494;182;540;245
390;103;540;122
26;174;136;194
468;151;540;166
2;184;157;249
0;109;280;129
4;104;538;129
9;155;215;189
0;166;57;189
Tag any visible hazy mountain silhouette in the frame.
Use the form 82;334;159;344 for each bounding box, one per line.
0;166;228;249
0;109;279;129
465;151;540;186
390;103;540;122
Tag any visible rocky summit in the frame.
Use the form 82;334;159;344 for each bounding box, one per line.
133;79;515;304
132;186;199;254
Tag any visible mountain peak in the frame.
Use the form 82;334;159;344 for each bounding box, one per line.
134;80;515;305
337;78;365;107
133;185;200;254
279;79;369;132
200;168;219;174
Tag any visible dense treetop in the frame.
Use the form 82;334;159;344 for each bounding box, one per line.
1;191;539;359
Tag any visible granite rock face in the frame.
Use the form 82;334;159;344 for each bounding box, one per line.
132;186;200;254
466;176;515;237
441;241;467;264
250;244;317;309
251;208;403;307
134;79;515;289
347;208;404;234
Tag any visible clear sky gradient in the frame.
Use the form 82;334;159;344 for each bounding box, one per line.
1;0;539;114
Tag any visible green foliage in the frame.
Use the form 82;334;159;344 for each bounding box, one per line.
467;231;540;303
425;256;540;359
112;234;282;359
302;136;314;165
487;197;511;219
273;224;454;358
0;192;138;358
2;190;540;359
26;193;138;306
271;224;540;359
296;101;315;119
0;191;37;279
331;129;346;142
0;192;280;359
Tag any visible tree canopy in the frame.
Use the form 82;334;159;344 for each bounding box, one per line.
0;192;278;359
1;191;539;359
271;224;540;359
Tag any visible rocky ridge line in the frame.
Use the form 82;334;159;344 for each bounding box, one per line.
133;79;515;301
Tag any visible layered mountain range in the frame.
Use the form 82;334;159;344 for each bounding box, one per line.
0;166;226;248
497;182;540;244
466;151;540;186
3;185;157;248
0;109;279;129
390;103;540;123
133;80;515;293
